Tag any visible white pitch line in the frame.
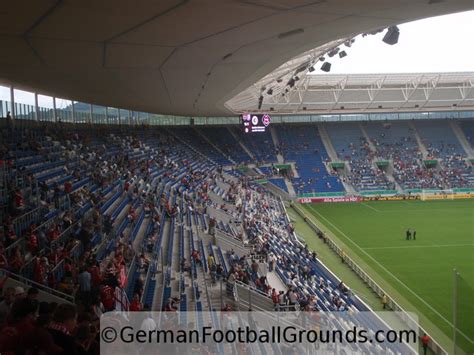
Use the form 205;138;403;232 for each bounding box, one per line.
363;244;474;250
308;205;474;344
360;202;381;212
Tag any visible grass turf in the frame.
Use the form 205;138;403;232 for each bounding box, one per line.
303;199;474;354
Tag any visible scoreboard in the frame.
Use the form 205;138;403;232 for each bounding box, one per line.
241;113;271;133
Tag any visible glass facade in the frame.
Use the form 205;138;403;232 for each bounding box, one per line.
13;89;35;120
0;84;472;125
74;101;90;124
55;98;73;123
37;95;54;122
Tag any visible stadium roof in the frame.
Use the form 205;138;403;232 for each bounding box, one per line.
1;0;473;116
226;71;474;114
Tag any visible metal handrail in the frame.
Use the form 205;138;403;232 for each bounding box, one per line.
0;268;75;303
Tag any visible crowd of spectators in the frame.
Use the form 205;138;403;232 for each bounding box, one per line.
337;137;394;191
0;125;231;353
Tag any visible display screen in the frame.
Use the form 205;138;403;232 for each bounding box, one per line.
241;113;271;133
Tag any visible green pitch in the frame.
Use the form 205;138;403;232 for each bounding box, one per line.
303;199;474;354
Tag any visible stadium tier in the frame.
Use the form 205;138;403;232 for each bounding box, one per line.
460;120;474;146
1;0;474;352
196;127;252;164
231;127;279;164
0;118;472;354
275;125;344;194
326;122;394;192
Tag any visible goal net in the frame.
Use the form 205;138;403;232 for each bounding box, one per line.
420;189;455;201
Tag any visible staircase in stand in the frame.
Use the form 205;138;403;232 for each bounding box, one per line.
450;121;473;156
269;126;284;163
409;122;429;158
194;127;237;165
318;123;339;161
227;127;255;161
358;123;378;154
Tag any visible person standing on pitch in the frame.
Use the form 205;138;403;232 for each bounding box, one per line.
413;229;416;240
406;229;411;240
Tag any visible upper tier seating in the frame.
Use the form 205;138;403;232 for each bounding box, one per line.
231;127;278;163
416;121;466;158
363;122;428;189
275;125;343;194
326;122;394;191
460;120;474;147
169;127;230;165
197;127;251;164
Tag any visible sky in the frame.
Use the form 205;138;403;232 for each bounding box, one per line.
312;10;474;75
1;10;473;107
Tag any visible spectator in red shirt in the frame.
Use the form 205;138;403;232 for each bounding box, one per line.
48;225;60;242
100;284;115;312
164;298;177;312
34;258;48;285
89;262;102;290
421;333;430;355
14;189;24;210
0;298;62;354
48;249;60;266
28;231;39;255
128;206;136;223
0;245;8;270
5;226;16;247
64;258;73;278
191;249;201;265
129;294;142;312
8;247;24;272
64;180;72;194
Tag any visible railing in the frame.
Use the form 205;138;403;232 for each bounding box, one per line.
32;209;59;231
233;280;299;312
0;268;75;303
215;229;248;249
12;206;47;236
4;236;27;257
50;222;76;249
291;202;448;355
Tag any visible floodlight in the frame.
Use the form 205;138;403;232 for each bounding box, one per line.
383;26;400;45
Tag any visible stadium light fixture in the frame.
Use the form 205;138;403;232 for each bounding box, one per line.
383;26;400;45
344;39;355;47
328;48;340;58
308;66;315;73
267;88;273;95
321;62;331;72
339;51;347;58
